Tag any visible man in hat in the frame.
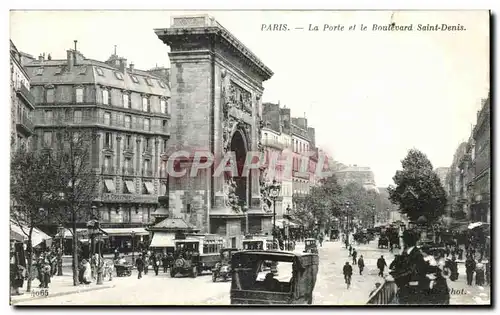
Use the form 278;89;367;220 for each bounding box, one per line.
135;254;145;279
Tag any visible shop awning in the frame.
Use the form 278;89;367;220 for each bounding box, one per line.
149;232;175;247
104;179;116;193
125;181;135;194
10;221;51;247
102;227;149;236
144;182;154;194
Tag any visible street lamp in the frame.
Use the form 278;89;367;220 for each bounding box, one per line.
86;215;103;285
57;224;64;276
345;202;351;246
268;179;281;249
131;230;136;264
372;205;376;228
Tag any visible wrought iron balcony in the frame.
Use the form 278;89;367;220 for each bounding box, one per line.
142;169;153;177
122;167;135;176
16;85;36;109
16;111;35;136
101;165;115;175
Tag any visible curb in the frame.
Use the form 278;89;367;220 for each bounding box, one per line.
11;284;115;305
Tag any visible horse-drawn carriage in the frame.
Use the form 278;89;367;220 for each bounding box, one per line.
353;231;369;245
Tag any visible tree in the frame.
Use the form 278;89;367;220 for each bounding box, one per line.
51;128;99;286
10;148;61;292
339;182;378;228
292;175;343;232
387;149;447;224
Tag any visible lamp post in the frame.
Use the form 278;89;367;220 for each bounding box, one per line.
86;212;103;285
131;230;136;264
268;179;281;249
372;205;376;228
57;224;64;276
345;202;351;245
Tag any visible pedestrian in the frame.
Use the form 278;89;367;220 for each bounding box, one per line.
162;254;169;273
343;262;353;289
81;259;92;285
357;255;365;275
465;255;476;286
348;245;352;256
475;260;485;286
143;254;149;275
377;255;387;277
153;254;160;276
352;248;357;265
369;282;381;297
135;254;145;279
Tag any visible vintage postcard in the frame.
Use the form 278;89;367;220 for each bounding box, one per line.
9;10;490;306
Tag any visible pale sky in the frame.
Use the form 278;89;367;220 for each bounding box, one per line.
10;10;490;187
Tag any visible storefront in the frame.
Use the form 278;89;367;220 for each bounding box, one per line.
101;227;150;254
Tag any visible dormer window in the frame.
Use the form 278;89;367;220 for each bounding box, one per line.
114;72;123;80
54;67;63;75
130;75;139;84
79;66;87;75
145;78;154;87
95;67;104;76
35;68;44;76
158;81;166;88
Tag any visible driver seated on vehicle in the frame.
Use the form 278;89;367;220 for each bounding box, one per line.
263;272;281;292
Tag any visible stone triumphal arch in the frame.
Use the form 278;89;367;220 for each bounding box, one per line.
155;15;274;246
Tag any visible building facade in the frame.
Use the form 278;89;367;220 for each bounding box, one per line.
10;40;36;152
471;95;490;223
434;167;450;189
291;118;313;197
23;45;171;243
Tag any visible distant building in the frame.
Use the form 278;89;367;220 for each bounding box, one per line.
10;40;36;152
434;167;449;189
335;164;377;191
23;42;171;245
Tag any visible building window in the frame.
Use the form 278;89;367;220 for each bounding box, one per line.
104;112;111;125
160;99;169;114
72;131;80;143
162;139;167;152
73;110;82;123
123;93;130;108
145;137;152;151
44;110;53;122
102;89;110;105
158;81;166;88
144;118;150;131
142;97;150;112
104;132;112;148
125;135;132;149
35;68;44;76
130;75;139;84
46;88;55;103
43;131;52;147
124;115;131;128
76;87;84;103
95;67;104;76
114;72;123;80
145;78;154;87
162;120;168;132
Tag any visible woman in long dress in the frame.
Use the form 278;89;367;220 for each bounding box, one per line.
82;259;92;284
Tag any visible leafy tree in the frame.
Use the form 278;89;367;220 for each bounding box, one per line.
387;149;447;224
51;128;99;286
10;148;61;292
292;175;343;232
339;182;377;228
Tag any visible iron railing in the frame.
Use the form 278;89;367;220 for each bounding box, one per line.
366;279;398;305
16;111;35;135
17;85;36;109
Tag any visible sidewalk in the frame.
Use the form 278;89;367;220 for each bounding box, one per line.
10;274;115;305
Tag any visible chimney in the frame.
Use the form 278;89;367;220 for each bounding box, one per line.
67;50;74;71
38;53;44;62
129;62;135;71
120;58;127;75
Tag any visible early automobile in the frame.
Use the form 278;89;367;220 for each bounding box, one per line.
170;234;225;278
212;248;239;282
303;238;318;254
378;236;389;249
230;250;319;304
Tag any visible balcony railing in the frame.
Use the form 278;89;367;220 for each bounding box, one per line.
122;167;135;176
366;279;398;305
262;138;285;150
142;169;153;177
16;111;35;136
101;166;115;174
16;85;36;109
34;112;170;135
